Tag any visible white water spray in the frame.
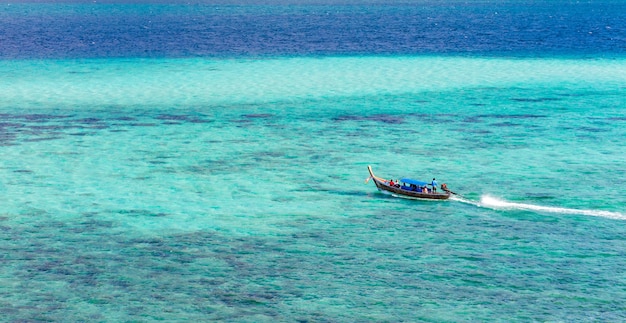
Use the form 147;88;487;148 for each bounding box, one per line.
451;195;626;220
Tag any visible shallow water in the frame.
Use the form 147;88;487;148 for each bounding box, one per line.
2;0;626;320
1;56;626;321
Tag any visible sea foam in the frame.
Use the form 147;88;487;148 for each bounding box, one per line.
470;195;626;220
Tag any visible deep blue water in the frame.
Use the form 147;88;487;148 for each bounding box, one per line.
1;1;625;59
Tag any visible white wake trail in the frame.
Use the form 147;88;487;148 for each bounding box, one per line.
451;195;626;220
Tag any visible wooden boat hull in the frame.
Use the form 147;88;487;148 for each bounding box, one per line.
367;166;450;200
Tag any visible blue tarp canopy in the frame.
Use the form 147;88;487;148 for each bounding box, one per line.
400;178;429;186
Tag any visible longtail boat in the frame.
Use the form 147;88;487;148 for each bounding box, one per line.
367;165;451;200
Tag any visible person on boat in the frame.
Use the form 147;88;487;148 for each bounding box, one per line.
430;178;438;193
389;179;395;187
441;183;448;191
422;186;428;193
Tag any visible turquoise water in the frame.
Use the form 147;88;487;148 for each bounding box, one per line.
2;56;626;321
